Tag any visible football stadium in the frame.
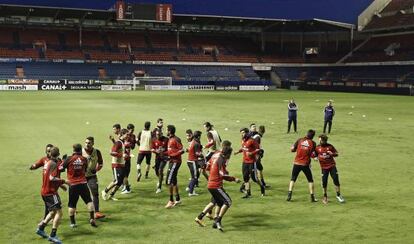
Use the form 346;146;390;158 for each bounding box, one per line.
0;0;413;243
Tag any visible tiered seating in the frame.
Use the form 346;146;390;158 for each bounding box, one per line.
86;50;130;61
134;52;174;61
45;49;84;60
382;0;414;13
0;48;39;59
346;33;414;62
107;31;147;49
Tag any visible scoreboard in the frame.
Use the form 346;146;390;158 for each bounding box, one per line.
115;1;172;23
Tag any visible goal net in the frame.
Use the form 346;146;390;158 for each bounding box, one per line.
132;76;172;90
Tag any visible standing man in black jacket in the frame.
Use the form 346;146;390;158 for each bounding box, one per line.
323;100;335;134
287;98;298;133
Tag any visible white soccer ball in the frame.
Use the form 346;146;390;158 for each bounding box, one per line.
182;108;186;111
236;120;240;123
224;128;228;131
388;117;393;121
348;112;353;115
315;99;320;102
182;118;186;121
362;115;366;118
86;121;90;125
271;122;275;125
351;105;355;109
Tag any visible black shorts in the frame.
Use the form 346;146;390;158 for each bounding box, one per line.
205;151;215;162
321;166;340;188
196;159;206;170
124;158;131;178
112;167;125;187
208;188;232;207
291;164;314;183
242;162;259;183
42;194;62;211
68;183;92;208
166;162;181;185
137;153;152;165
256;157;263;171
154;158;167;173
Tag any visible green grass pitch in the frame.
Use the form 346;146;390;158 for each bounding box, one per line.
0;90;413;243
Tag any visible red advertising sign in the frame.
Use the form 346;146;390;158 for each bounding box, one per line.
116;1;126;20
156;4;172;23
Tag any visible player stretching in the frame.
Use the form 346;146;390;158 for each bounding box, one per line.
63;144;97;227
186;130;203;196
203;122;222;161
195;140;240;231
315;134;345;204
102;129;128;201
287;129;317;202
137;121;152;181
151;128;169;193
165;125;185;208
236;128;265;198
82;137;105;219
35;147;67;244
121;124;136;194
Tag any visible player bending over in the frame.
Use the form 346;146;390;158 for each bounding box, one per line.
195;140;240;232
62;144;97;228
314;134;345;204
35;147;68;244
287;129;317;202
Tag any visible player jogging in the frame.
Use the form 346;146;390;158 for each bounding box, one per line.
165;125;185;208
194;140;240;232
30;144;64;218
203;122;222;161
186;129;203;196
314;134;345;204
151;128;169;193
35;147;67;244
121;123;136;194
82;136;105;219
102;128;128;201
137;121;153;181
235;128;265;198
63;143;97;228
287;129;318;202
250;124;269;188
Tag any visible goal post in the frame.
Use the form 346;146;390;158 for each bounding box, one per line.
132;76;173;90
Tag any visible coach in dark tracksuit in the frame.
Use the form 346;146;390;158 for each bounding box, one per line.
287;99;298;133
323;101;335;134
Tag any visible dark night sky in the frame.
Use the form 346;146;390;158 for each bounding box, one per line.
0;0;373;24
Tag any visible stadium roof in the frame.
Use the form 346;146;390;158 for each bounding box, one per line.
0;4;356;32
0;0;372;24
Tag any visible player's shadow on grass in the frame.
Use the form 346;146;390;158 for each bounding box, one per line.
225;212;277;232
